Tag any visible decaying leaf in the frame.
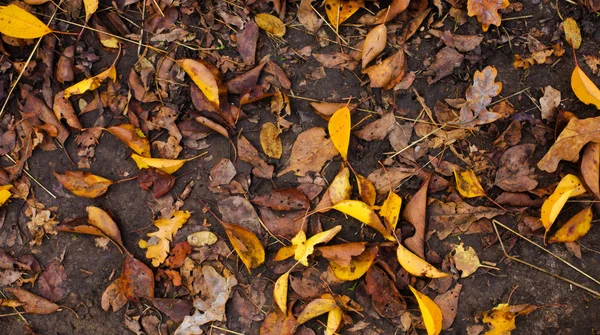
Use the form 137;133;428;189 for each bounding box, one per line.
408;285;443;335
328;246;378;281
332;200;394;241
260;309;297;335
356;173;377;206
397;243;449;278
298;0;323;33
177;59;221;109
480;303;537;335
467;0;509;32
64;65;116;98
454;168;486;198
311;101;355;120
359;0;410;25
564;18;581;49
458;66;503;125
451;243;482;278
429;199;504;240
362;49;406;89
325;0;364;29
260;122;282;159
278;127;339;177
137;168;175;198
139;211;191;267
86;206;124;248
539;86;561;121
403;176;430;258
83;0;98;21
53;171;113;198
434;283;462;330
428;47;464;84
365;265;406;318
238;135;275;179
255;13;286;37
362;24;387;68
328;107;351;161
540;174;585;235
581;142;600;199
571;65;600;110
5;287;59;314
0;5;53;39
220;220;265;272
107;124;151;157
251;188;310;211
548;207;592;243
494;144;538;192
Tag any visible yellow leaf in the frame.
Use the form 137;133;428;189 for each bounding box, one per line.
548;207;592;243
221;220;265;272
332;200;395;241
296;295;338;324
293;225;342;266
107;124;151;157
329;166;352;204
131;154;187;174
139;211;190;267
540;174;585;234
260;122;282;159
329;246;378;281
571;65;600;109
326;306;343;335
83;0;98;22
53;171;113;198
362;24;387;68
328;107;351;161
380;191;402;230
255;13;286;37
481;303;537;335
397;243;449;278
274;244;297;261
187;231;218;247
408;285;443;335
86;206;123;247
0;185;12;207
63;65;116;98
325;0;364;29
356;173;377;206
564;18;581;49
453;168;486;198
451;243;482;278
273;272;289;314
177;59;220;109
0;5;52;39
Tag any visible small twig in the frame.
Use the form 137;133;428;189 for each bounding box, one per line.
502;15;534;21
3;155;57;199
489;87;530;106
310;4;348;45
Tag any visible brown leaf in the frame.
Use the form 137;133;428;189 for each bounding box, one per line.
218;196;265;240
53;91;81;129
260;310;297;335
428;199;504;240
298;0;322;33
403;175;431;259
538;115;600;173
362;24;387;68
195;116;229;139
581;142;600;199
354;112;396;141
238;135;274;179
360;0;410;25
55;45;74;83
265;61;292;90
427;47;464;84
54;170;113;198
278;127;338;177
467;0;509;32
251;188;310;211
6;287;59;314
101;278;127;312
314;52;358;70
38;259;67;302
438;30;483;52
137;168;175;198
365;266;406;318
226;61;266;94
310;101;355;120
367;166;414;195
458;66;502;124
121;255;154;302
433;283;462;329
362;49;406;89
152;298;193;322
209;158;237;188
317;242;366;267
21;89;69;144
539;85;561;121
259;207;305;239
106;124;151;157
494;144;538;192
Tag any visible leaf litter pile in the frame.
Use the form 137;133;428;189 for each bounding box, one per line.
0;0;599;334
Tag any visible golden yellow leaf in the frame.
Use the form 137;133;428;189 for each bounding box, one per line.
540;174;585;234
274;244;296;261
548;206;592;243
571;65;600;109
83;0;98;22
86;206;123;247
329;246;378;281
332;200;395;241
356;173;377;206
325;0;364;29
328;107;351;161
380;191;402;230
397;243;449;278
408;285;443;335
221;220;265;272
139;211;190;267
260;122;282;159
362;24;387;68
63;65;116;98
329;166;352;205
53;171;113;198
187;231;218;247
0;5;52;39
131;154;187;174
326;306;343;335
0;185;12;207
296;295;338;324
564;18;581;49
481;303;537;335
293;225;342;266
255;13;286;37
177;59;221;109
453;168;486;198
273;272;289;313
106;124;151;157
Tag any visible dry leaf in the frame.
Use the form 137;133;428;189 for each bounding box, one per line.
548;207;592;243
540;174;585;235
581;142;600;199
255;13;286;37
106;124;151;157
434;283;462;330
292;225;342;266
408;285;443;335
571;65;600;109
220;220;265;272
356;173;377;206
429;199;504;240
187;231;218;248
362;24;387;68
564;18;581;49
329;246;378;281
53;92;82;129
278;127;338;177
318;242;366;267
238;135;274;179
359;0;410;25
366;265;406;318
494;144;538;192
332;200;395;241
362;49;406;89
403;176;430;258
354;112;396;141
296;294;338;324
451;243;482;278
325;0;364;29
459;66;502;124
397;243;449;278
539;86;561;121
54;171;113;198
83;0;98;22
5;287;59;314
177;59;221;109
328;107;351;161
428;47;464;84
0;5;52;39
139;211;191;267
64;65;116;98
251;188;310;211
274;272;290;313
86;206;124;248
298;0;323;33
481;303;537;335
131;154;191;174
260;122;282;159
260;309;297;335
326;306;343;335
454;168;486;198
467;0;509;32
311;101;355;120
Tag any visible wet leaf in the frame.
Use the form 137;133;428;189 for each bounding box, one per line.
292;225;342;266
251;188;310;211
177;59;221;109
362;49;406;89
408;285;443;335
360;0;409;25
571;65;600;109
238;135;274;179
548;207;593;243
328;107;351;161
332;200;395;241
274;272;289;313
260;309;297;335
481;303;537;335
83;0;98;21
64;65;116;98
220;220;265;272
356;173;377;206
564;18;581;49
101;278;127;312
380;191;402;230
53;171;113;198
467;0;509;32
540;174;585;235
296;294;338;324
454;168;486;198
362;24;387;68
139;211;191;267
0;5;52;39
5;287;59;314
278;127;339;177
121;255;155;301
581;143;600;199
107;124;151;157
428;47;464;84
397;243;449;278
328;246;378;281
260;122;283;159
403;175;430;258
451;243;482;278
325;0;364;29
131;154;189;174
494;144;538;192
255;13;286;37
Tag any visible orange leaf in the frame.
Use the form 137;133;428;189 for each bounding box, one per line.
325;0;364;29
221;220;265;272
453;168;486;198
467;0;510;32
53;171;113;198
571;65;600;109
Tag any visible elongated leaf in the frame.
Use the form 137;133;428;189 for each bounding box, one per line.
329;166;352;205
356;173;377;206
0;5;52;39
64;65;116;98
408;285;443;335
325;0;363;29
220;220;265;272
274;272;289;313
581;143;600;199
255;13;286;37
572;65;600;109
54;171;113;198
362;24;387;68
397;243;449;278
83;0;98;22
453;168;485;198
548;207;592;243
296;295;338;324
131;154;187;174
177;59;221;109
260;122;282;159
380;191;402;230
328;107;351;161
540;174;585;235
332;200;394;241
86;206;123;247
403;176;430;259
564;18;581;49
5;288;59;314
326;306;343;335
107;124;151;157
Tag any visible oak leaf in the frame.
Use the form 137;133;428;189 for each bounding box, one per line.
139;211;191;267
467;0;510;32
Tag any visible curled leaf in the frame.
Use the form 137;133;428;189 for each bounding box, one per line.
293;225;342;266
296;295;338;324
329;246;378;281
328;107;351;161
548;207;593;243
107;124;151;157
325;0;364;29
397;243;449;278
64;65;116;98
481;303;538;335
332;200;395;241
53;171;113;198
408;285;443;335
221;220;265;272
86;206;124;248
0;5;53;39
5;288;59;315
356;173;377;207
540;174;585;235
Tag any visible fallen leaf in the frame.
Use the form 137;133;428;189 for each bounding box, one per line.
298;0;322;33
255;13;286;37
437;30;484;52
137;168;175;198
53;92;81;129
63;64;116;98
318;242;366;267
362;49;406;89
328;107;351;161
467;0;509;32
311;101;355;120
177;59;222;109
53;171;113;198
571;65;600;109
540;174;585;235
428;199;504;240
359;0;410;25
152;298;193;323
274;272;290;313
237;21;259;65
458;66;502;124
451;243;482;278
539;86;561;121
356;173;377;206
326;306;343;335
367;166;414;195
278;127;338;177
325;0;364;29
296;294;338;324
260;122;283;159
226;61;266;94
292;225;342;266
380;191;402;230
454;168;486;198
428;47;464;84
87;206;124;248
139;211;191;267
494;144;538;192
409;285;443;335
581;142;600;199
0;5;53;39
564;18;581;49
131;154;191;174
260;309;297;335
220;220;265;271
5;287;59;314
251;188;310;211
584;54;600;75
403;175;430;258
548;207;592;243
0;185;11;207
354;112;396;141
397;243;449;278
434;283;462;330
187;231;218;248
327;166;352;206
101;278;127;312
362;24;387;68
365;265;406;318
481;303;537;335
329;246;378;281
121;255;155;302
38;259;67;302
83;0;98;21
332;200;395;241
238;135;275;179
